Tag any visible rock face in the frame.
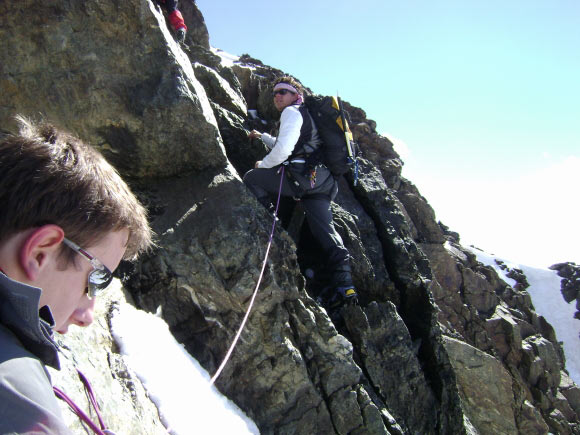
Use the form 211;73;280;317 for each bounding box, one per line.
0;0;225;178
1;1;579;434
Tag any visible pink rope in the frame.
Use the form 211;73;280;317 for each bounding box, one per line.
209;166;285;386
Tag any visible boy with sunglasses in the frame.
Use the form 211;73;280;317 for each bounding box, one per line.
0;116;153;433
244;76;357;311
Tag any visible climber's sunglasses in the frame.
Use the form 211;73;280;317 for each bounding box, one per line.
272;89;295;97
62;237;113;299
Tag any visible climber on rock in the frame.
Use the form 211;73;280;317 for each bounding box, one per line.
0;116;153;433
243;76;358;310
157;0;187;43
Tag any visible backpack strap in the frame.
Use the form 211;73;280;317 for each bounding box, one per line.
289;105;322;163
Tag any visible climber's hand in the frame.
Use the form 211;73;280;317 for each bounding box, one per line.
248;130;262;139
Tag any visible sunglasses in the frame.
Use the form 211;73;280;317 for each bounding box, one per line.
272;89;295;97
62;237;113;299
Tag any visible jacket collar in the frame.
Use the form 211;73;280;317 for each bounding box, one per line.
0;272;60;369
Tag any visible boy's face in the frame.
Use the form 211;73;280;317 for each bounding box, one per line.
38;229;129;334
273;89;299;112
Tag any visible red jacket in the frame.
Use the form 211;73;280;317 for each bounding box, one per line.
158;0;187;31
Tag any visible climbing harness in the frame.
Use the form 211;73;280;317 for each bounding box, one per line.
209;166;285;386
53;368;115;434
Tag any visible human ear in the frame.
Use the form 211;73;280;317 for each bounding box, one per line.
19;225;65;281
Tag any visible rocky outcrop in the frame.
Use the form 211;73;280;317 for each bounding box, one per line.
1;1;579;434
442;336;518;434
0;0;226;178
550;262;580;320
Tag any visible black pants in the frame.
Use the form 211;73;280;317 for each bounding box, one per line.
159;0;178;12
243;165;353;288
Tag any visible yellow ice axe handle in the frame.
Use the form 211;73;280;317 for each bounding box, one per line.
337;96;355;159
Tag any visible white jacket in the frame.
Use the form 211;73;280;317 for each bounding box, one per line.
258;105;303;169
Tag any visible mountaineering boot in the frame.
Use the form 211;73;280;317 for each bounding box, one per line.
317;285;358;313
176;28;186;44
329;286;358;308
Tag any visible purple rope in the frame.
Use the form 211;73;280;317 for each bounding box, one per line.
53;369;109;434
209;166;285;386
53;386;105;435
76;369;107;430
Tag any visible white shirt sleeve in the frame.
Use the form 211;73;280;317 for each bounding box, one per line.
258;106;303;168
261;133;276;149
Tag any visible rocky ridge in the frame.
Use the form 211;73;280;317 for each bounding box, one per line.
1;1;579;433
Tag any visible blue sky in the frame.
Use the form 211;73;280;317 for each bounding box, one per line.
195;0;579;267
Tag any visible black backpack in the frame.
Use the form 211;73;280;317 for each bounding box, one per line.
304;95;359;181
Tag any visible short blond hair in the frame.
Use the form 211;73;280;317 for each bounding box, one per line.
0;116;153;260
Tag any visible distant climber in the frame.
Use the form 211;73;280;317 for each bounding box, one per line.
243;76;358;310
157;0;187;43
0;116;153;433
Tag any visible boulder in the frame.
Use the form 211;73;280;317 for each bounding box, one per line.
521;335;562;392
442;336;518;435
396;180;445;244
560;371;580;417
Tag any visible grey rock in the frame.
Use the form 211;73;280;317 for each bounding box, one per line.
522;335;562;391
560;371;580;417
345;302;438;434
442;336;518;435
518;400;550;434
0;0;227;178
396;179;445;244
550;262;580;319
461;267;500;315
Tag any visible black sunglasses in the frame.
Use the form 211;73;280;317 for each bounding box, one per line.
272;89;295;97
62;238;114;299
